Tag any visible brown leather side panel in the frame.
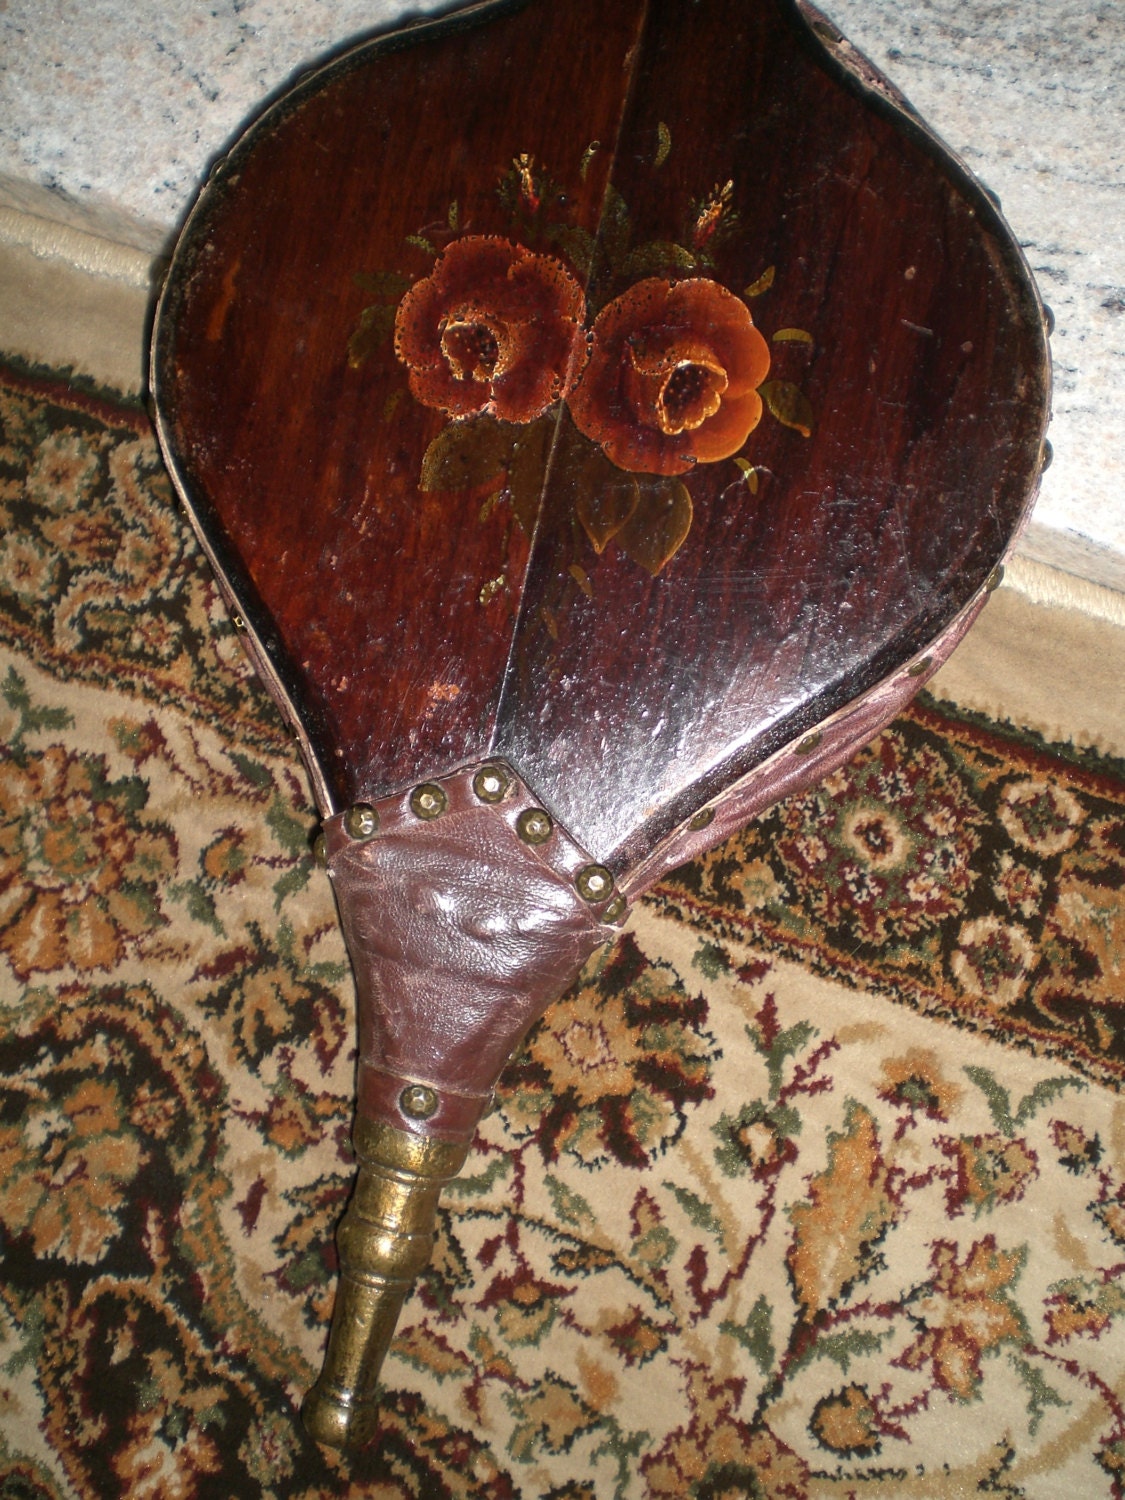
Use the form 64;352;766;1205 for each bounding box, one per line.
324;763;623;1141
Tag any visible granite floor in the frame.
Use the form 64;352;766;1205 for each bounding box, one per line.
1;0;1122;593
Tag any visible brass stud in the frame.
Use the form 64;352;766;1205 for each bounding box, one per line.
908;655;933;678
410;783;447;820
795;731;822;756
516;807;553;845
343;803;379;841
312;832;328;868
602;895;627;925
1041;440;1053;473
688;808;715;831
231;613;246;631
1043;303;1055;336
399;1084;439;1120
576;864;614;903
986;564;1005;594
472;765;510;804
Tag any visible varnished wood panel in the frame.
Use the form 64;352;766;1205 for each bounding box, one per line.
154;0;1049;862
492;0;1047;860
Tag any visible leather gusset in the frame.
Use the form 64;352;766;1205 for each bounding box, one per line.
323;576;997;1145
324;764;623;1142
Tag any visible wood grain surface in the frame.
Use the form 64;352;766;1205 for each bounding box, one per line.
153;0;1050;865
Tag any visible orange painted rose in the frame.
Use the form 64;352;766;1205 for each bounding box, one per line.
394;235;587;424
569;277;771;476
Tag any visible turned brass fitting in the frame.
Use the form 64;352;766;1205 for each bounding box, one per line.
302;1116;469;1449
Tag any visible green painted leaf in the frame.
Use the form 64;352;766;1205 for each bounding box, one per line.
744;265;776;298
506;415;555;533
964;1067;1015;1133
3;1299;45;1376
352;270;412;299
420;416;518;493
601;185;633;272
655;121;672;167
346;302;397;368
759;380;814;437
547;223;597;278
617;477;693;575
575;467;640;553
621;241;696;279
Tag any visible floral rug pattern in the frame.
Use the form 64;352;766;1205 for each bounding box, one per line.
1;360;1123;1499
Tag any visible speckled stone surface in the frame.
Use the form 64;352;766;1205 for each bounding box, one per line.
1;0;1122;584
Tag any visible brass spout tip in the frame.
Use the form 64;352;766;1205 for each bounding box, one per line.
303;1116;471;1451
302;1381;379;1450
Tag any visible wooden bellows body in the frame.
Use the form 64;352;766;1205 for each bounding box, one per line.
151;0;1050;1447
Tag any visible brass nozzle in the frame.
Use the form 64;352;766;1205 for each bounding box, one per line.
302;1115;469;1449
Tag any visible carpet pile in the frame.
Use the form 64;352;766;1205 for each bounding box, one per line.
1;360;1123;1498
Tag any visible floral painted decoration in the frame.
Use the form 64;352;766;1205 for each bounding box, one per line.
393;236;588;425
350;143;815;576
568;276;771;477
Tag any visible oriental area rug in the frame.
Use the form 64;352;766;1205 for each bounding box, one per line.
1;357;1123;1499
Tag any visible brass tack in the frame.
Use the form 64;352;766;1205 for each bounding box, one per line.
410;783;447;820
602;895;627;925
795;731;822;756
689;808;715;831
231;613;246;631
576;863;614;903
399;1084;439;1120
516;807;553;845
472;765;510;804
1041;440;1053;472
312;832;328;868
908;655;933;678
986;564;1004;593
344;803;379;841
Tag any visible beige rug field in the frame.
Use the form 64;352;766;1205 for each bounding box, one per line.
1;358;1123;1498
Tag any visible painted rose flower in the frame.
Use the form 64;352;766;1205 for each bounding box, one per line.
568;277;770;475
394;235;587;423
